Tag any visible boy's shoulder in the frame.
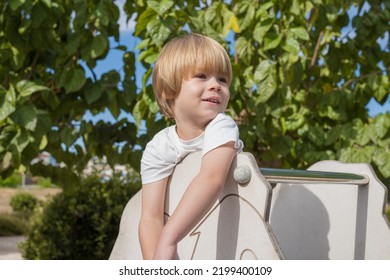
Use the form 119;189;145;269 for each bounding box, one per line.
206;113;238;131
146;125;176;149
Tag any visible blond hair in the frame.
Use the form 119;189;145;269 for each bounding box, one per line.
152;33;232;119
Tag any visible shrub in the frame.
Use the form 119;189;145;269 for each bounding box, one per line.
386;205;390;222
37;177;54;188
20;172;140;260
0;213;29;236
10;192;39;218
0;172;22;188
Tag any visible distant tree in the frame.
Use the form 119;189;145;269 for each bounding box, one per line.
0;0;140;189
1;0;389;188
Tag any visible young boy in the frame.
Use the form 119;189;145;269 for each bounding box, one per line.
139;33;243;260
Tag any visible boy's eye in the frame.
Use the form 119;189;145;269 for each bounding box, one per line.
219;77;228;83
195;73;207;79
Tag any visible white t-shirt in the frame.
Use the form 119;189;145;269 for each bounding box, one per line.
140;113;243;184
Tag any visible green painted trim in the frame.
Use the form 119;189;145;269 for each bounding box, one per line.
259;168;369;185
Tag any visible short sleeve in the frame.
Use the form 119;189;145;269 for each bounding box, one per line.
140;130;177;185
202;113;243;156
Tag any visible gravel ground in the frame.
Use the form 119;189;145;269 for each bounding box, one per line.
0;236;25;260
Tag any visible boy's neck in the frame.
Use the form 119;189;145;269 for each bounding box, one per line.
175;122;205;141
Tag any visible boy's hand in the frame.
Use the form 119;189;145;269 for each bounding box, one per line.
153;240;178;260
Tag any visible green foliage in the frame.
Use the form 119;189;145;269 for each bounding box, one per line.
36;177;55;188
0;213;29;236
20;173;140;260
126;0;390;186
0;0;389;189
0;0;140;186
386;208;390;222
10;192;39;218
0;171;21;188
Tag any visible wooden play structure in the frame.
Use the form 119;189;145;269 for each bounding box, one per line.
109;152;390;260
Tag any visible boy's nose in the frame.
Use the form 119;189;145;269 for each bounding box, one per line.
208;77;221;91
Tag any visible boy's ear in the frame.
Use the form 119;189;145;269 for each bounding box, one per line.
166;93;176;100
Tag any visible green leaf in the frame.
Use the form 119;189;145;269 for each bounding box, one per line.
373;75;389;103
123;79;137;106
235;2;255;31
11;46;26;70
353;119;370;146
135;8;157;36
289;0;300;15
11;104;38;131
253;18;274;44
339;146;374;163
325;5;338;23
123;51;135;69
257;2;274;15
307;126;325;146
60;126;79;148
41;91;60;110
139;48;158;65
135;38;151;51
142;68;153;90
284;113;305;132
90;35;108;59
0;152;13;172
235;37;253;63
39;135;48;150
0;86;16;122
373;149;390;178
273;135;293;156
16;80;50;98
282;37;300;55
60;68;87;94
143;87;159;114
205;1;223;26
9;0;25;11
13;130;32;153
370;114;390;140
0;126;17;149
289;27;310;41
263;33;282;50
147;0;174;16
93;3;111;28
40;0;51;8
319;105;341;121
133;99;147;128
304;150;336;163
146;17;172;45
101;70;121;86
35;110;53;137
107;90;120;119
254;60;277;104
325;127;340;146
84;84;103;105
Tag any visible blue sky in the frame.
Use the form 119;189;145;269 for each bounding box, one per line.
84;1;390;125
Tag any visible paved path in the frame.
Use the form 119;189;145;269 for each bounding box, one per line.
0;236;25;260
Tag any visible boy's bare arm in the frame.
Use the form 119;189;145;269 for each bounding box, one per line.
138;177;168;260
153;142;236;259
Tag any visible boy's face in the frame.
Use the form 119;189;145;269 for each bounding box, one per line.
172;71;230;129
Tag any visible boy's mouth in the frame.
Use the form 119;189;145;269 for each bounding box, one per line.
202;98;221;104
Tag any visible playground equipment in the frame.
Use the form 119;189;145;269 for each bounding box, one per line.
109;152;390;260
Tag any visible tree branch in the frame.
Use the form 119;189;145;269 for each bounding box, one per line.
341;66;390;89
310;31;324;69
26;51;41;80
